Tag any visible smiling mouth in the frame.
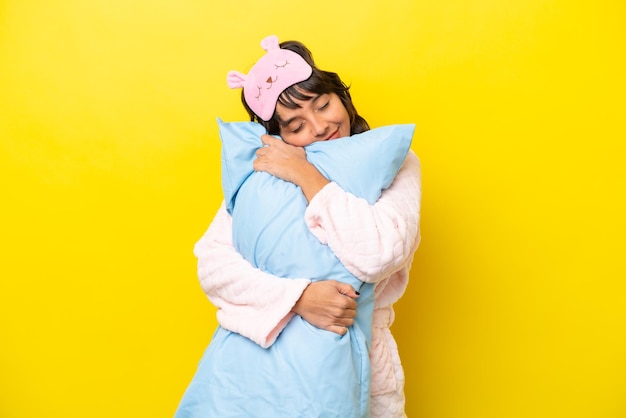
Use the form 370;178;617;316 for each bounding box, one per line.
325;128;341;141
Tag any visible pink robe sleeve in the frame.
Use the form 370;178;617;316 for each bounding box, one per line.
194;151;421;349
193;203;311;348
304;151;422;284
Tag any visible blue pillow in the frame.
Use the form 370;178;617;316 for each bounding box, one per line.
219;119;414;214
179;119;414;418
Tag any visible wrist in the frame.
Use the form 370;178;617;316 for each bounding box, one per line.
296;163;330;203
291;283;310;315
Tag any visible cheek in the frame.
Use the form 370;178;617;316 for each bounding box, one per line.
340;124;351;138
333;105;350;126
282;133;315;147
295;137;316;147
338;110;351;135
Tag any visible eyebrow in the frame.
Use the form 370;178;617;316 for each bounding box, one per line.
278;94;324;127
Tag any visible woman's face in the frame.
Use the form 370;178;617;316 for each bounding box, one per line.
275;92;350;147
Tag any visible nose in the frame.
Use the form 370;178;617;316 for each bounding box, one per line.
310;114;329;138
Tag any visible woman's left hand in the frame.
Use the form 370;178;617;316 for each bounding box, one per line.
253;134;308;184
253;134;330;202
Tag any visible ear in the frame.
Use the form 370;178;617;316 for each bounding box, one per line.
227;70;247;89
260;35;280;51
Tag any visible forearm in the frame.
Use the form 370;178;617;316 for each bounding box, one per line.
304;151;422;283
293;161;330;203
194;203;310;348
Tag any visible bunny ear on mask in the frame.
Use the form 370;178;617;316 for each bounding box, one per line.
260;35;280;51
227;71;247;89
226;35;313;121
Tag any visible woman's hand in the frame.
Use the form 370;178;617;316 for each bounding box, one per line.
253;135;329;202
253;134;306;182
292;280;360;335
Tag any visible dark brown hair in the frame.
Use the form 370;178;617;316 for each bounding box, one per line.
241;40;370;136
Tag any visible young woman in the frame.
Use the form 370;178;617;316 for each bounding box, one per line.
176;36;421;418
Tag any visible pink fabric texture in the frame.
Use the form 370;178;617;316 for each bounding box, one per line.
193;151;421;417
227;35;312;121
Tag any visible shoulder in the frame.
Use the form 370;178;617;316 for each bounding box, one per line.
396;150;421;184
403;150;420;171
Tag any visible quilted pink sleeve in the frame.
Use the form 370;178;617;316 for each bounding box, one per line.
194;203;311;348
304;151;422;284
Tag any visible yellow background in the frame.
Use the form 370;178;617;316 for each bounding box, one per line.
1;0;624;417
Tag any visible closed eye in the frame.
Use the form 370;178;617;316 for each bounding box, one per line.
292;122;304;133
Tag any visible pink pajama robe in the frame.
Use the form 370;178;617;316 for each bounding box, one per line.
193;151;421;418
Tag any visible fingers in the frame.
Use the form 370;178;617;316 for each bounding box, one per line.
331;308;356;327
337;295;358;312
292;280;359;336
255;135;281;161
256;136;272;156
260;134;280;146
326;308;356;335
326;325;348;336
334;281;360;299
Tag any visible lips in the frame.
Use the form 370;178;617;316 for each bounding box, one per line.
325;128;341;141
